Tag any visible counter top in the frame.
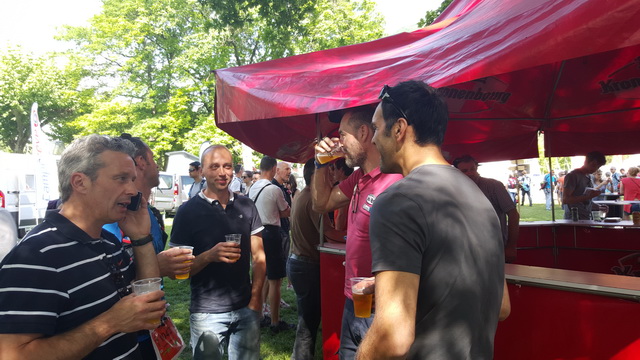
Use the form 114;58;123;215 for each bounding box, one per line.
506;264;640;299
519;219;640;228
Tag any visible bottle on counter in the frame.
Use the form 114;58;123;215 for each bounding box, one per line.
571;207;579;222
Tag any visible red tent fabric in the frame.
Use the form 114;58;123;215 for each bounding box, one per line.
214;0;640;163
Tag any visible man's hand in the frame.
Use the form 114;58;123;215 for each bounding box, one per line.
101;290;167;333
157;247;195;279
119;196;151;240
586;189;602;199
205;242;241;263
315;136;341;158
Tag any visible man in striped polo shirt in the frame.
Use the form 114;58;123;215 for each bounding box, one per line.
0;134;166;359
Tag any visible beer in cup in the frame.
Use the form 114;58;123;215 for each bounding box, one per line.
316;140;344;164
132;277;163;326
173;245;194;280
225;234;242;262
351;277;374;318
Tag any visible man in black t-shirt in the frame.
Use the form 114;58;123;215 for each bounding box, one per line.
356;81;508;360
171;145;266;359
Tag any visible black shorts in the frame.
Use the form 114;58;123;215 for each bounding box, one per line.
262;225;287;280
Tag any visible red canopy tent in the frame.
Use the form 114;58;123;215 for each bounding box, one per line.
214;0;640;163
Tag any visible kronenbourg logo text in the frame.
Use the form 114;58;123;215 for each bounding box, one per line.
599;56;640;99
437;77;512;114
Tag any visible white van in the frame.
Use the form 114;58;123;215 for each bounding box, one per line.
150;172;194;217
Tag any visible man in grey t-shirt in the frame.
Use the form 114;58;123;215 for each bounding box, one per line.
563;151;606;220
356;81;508;360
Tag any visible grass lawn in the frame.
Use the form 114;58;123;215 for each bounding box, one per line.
163;204;556;359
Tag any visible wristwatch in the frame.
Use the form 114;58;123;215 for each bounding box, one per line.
130;234;153;247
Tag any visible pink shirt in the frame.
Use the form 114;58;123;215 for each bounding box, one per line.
338;167;403;298
622;177;640;213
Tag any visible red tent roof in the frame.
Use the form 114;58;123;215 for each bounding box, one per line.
215;0;640;163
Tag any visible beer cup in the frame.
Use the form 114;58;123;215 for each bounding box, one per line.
351;277;374;318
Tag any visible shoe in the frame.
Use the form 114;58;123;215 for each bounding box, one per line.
260;315;271;328
270;320;295;334
279;299;290;308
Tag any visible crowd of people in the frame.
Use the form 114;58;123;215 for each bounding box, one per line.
3;78;638;360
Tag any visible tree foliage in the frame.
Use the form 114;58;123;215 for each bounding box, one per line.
418;0;454;27
0;48;90;153
46;0;384;165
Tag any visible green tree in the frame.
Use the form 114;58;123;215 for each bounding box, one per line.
0;48;89;153
418;0;454;27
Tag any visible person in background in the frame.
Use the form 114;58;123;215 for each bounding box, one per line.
563;151;607;220
506;173;518;204
230;164;246;194
453;155;519;263
357;80;506;360
592;169;610;201
619;166;640;218
328;158;354;232
189;161;206;199
542;170;557;210
287;159;346;360
243;170;254;195
252;171;261;184
611;166;621;192
287;174;300;200
313;106;403;360
0;135;165;359
519;170;532;206
620;168;627;180
170;145;266;359
248;156;293;333
556;170;566;205
605;172;614;193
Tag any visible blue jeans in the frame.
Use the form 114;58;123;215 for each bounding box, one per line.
287;255;321;360
190;307;260;360
339;298;374;360
544;188;552;210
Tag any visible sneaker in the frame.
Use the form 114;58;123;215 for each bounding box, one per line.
270;320;295;334
260;315;272;328
279;299;290;308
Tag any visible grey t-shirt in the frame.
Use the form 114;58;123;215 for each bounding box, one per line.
370;165;504;360
563;169;593;220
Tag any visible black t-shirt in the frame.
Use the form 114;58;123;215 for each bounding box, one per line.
370;165;504;360
272;178;292;230
170;193;263;313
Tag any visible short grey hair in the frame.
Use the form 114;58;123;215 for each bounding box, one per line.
58;135;136;203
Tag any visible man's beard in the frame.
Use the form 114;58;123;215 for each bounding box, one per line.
345;149;366;169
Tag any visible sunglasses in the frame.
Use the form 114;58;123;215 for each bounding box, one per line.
188;168;197;172
378;84;410;124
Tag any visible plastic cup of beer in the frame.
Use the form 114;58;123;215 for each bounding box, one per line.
633;211;640;225
351;277;374;318
225;234;241;262
591;211;601;221
173;245;194;280
316;141;344;165
132;277;162;325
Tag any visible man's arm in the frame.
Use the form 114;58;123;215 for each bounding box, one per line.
322;213;346;243
505;208;519;263
119;197;159;279
356;271;419;360
563;181;600;205
189;242;241;276
500;279;511;321
247;233;266;312
0;291;166;360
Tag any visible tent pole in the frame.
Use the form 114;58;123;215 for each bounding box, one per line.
542;61;565;223
316;113;325;246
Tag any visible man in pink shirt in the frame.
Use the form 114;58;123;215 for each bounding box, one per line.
313;106;402;360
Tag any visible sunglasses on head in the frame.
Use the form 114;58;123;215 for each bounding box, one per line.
378;84;410;124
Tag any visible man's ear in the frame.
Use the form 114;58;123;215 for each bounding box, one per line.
135;155;146;170
395;118;409;142
70;172;90;195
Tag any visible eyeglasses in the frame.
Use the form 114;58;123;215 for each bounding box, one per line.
103;255;132;298
378;84;410;124
188;168;197;172
242;176;248;179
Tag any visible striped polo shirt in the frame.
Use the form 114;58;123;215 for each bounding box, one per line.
0;211;141;359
